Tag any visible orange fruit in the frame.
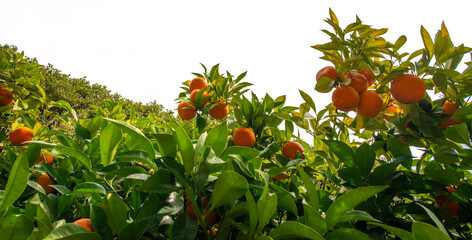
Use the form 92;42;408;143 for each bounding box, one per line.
233;127;256;148
332;85;360;112
0;88;14;106
435;185;459;217
383;102;403;119
316;66;338;81
390;74;426;104
357;91;383;118
359;69;374;87
37;151;54;164
73;218;94;232
442;101;457;115
9;126;33;146
282;141;304;160
343;72;368;93
36;174;55;194
209;101;229;119
190;89;209;106
438;101;460;129
189;77;208;92
177;102;196;120
185;197;218;226
273;172;289;181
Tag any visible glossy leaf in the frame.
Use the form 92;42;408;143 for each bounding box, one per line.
203;122;228;157
355;143;375;178
0;153;30;213
304;203;327;234
101;193;130;236
42;223;101;240
269;221;325;240
100;123;123;166
368;222;414;240
0;214;34;240
295;164;319;210
325;185;388;228
104;117;155;159
54;146;92;170
412;222;452;240
323;140;355;167
172;215;198;240
171;119;195;175
137;169;179;193
154;133;177;158
211;171;248;209
325;228;370;240
70;182;107;195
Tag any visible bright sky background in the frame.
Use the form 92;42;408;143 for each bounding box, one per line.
1;0;472;113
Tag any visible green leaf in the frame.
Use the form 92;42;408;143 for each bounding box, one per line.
172;215;198;240
387;135;411;159
245;191;258;237
100;123;123;167
203;123;228;157
315;77;335;93
220;146;260;161
299;90;317;113
114;150;157;170
394;35;407;52
257;186;277;227
325;185;388;228
412;222;452;240
269;221;325;240
368;222;414;240
303;204;327;234
70;182;107;195
355;143;375;178
323;140;355;167
0;214;34;240
154;133;177;158
325;228;371;240
137;169;179;193
210;171;248;209
338;210;380;223
171;119;195;175
0;153;30;213
432;72;448;94
444;123;471;147
329;8;339;25
101;193;130;236
104;118;155;159
420;26;434;57
42;223;101;240
295;164;319;210
36;201;54;238
54;146;92;170
416;203;448;235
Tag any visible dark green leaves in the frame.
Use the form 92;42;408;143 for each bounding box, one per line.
0;153;30;213
211;171;248;209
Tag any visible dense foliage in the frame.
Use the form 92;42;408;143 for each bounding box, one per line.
1;9;471;240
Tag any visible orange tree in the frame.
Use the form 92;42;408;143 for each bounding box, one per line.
0;9;471;240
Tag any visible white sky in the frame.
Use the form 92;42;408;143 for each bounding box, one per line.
1;0;472;113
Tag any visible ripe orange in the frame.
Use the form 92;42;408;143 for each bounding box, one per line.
0;88;13;106
190;89;209;106
357;91;383;118
177;102;196;120
37;151;54;164
359;69;374;87
316;66;338;81
233;127;256;148
390;74;426;104
9;126;33;146
189;77;208;92
383;102;403;119
282;141;305;160
73;218;94;232
435;186;459;217
185;197;218;226
438;101;460;129
273;172;289;181
36;174;55;195
343;72;368;93
332;85;360;112
209;101;229;119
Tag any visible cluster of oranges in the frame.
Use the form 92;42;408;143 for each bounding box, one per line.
177;77;229;121
438;101;460;129
317;66;428;119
